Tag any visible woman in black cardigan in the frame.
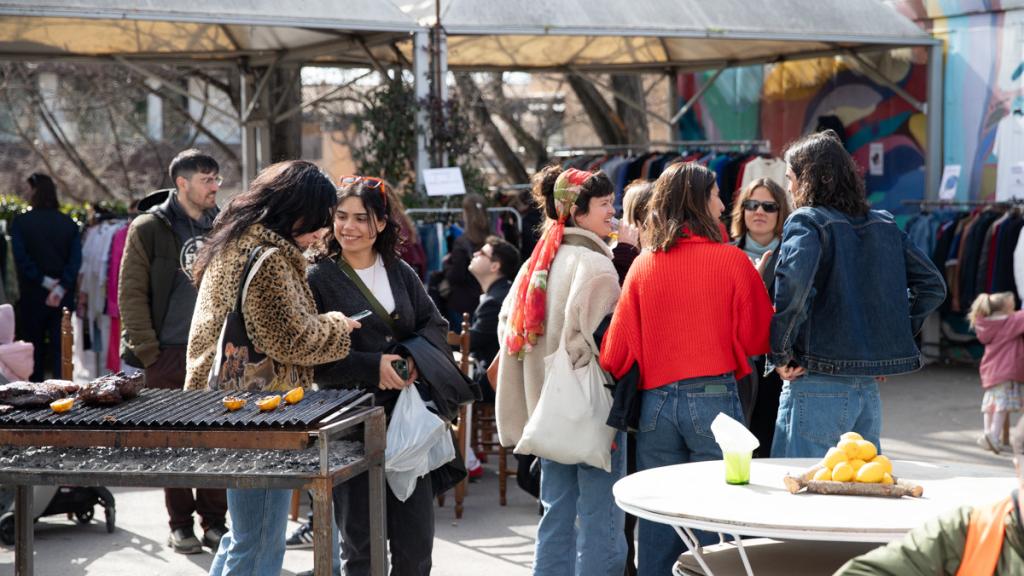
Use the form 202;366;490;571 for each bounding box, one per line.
307;176;447;576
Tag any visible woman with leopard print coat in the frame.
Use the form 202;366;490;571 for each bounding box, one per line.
185;160;361;576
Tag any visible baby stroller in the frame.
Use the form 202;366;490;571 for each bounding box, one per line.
0;304;115;545
0;485;116;545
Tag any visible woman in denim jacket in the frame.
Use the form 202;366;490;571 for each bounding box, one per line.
770;130;946;458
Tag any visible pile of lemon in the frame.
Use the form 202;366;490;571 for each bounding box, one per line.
814;432;894;485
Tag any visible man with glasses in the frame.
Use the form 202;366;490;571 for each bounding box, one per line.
468;236;520;400
118;148;227;554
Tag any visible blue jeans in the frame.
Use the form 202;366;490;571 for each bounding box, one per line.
635;375;744;576
770;373;882;458
535;430;627;576
209;488;291;576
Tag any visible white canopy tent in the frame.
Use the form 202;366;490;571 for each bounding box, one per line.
0;0;942;197
402;0;942;198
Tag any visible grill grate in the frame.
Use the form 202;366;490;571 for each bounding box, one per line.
0;388;364;429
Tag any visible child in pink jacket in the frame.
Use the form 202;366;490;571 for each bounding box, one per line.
969;291;1024;454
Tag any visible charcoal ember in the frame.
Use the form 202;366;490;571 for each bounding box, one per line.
0;380;79;408
79;371;145;406
0;404;12;415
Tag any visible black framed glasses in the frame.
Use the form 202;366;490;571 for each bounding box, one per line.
741;199;780;214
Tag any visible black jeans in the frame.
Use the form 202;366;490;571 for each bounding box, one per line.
334;471;433;576
20;297;62;382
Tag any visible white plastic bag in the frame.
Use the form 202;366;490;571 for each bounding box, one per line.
515;339;616;472
385;387;451;501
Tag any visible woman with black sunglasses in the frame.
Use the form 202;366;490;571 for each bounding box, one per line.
728;178;792;455
729;177;791;286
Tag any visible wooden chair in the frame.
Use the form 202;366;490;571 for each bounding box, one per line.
437;313;470;519
61;309;73;380
472;400;517;505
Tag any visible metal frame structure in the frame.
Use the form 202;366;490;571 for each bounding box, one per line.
0;1;944;198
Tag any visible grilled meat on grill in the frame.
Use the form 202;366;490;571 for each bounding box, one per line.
0;380;80;408
78;372;145;406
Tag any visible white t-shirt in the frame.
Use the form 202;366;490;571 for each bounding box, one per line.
741;157;788;191
353;254;396;314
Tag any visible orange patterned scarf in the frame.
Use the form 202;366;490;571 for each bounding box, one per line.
505;168;593;358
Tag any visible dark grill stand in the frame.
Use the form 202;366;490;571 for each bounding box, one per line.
0;393;387;576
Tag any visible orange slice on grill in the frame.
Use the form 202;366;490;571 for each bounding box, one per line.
283;387;304;405
257;395;281;412
50;398;74;413
222;396;247;411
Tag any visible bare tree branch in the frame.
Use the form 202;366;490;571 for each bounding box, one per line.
140;81;240;168
455;72;528;184
567;73;626;146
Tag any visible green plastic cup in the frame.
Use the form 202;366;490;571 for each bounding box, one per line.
724;451;752;485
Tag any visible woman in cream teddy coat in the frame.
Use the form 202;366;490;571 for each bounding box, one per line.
496;166;624;576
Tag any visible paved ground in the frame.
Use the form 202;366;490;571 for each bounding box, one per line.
0;362;1011;575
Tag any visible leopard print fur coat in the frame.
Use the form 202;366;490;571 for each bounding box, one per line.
184;224;352;391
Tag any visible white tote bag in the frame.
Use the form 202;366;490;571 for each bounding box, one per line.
515;333;617;472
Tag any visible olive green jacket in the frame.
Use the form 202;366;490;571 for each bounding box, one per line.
836;492;1024;576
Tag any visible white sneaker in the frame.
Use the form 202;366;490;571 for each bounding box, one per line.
977;434;1000;455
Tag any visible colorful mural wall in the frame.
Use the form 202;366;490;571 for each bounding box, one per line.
678;0;1024;215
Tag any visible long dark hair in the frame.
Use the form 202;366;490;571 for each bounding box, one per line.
193;160;336;286
319;179;401;263
784;129;869;216
644;162;721;250
27;173;58;210
531;165;613;226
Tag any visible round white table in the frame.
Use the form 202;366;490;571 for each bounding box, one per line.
613;458;1016;576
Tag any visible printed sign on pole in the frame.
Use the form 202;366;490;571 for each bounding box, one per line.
869;143;884;176
938;165;961;201
423;167;466;197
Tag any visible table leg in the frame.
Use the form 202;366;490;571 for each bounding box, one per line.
728;533;755;576
368;460;388;576
15;484;32;576
312;479;333;576
673;526;713;576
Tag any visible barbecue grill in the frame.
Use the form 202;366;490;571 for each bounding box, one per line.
0;387;387;576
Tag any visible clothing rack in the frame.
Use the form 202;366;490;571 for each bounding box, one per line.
549;139;771;157
405;207;523;234
487;183;532;194
901;198;1024;208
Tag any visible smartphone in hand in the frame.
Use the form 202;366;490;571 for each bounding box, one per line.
350;309;373;321
391;359;410;380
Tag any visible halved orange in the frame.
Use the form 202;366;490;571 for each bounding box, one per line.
256;395;281;412
283;387;304;405
50;397;74;413
222;396;247;411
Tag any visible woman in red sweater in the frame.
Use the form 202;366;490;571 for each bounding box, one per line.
600;162;773;576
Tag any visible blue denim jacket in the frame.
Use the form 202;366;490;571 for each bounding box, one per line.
770;207;946;376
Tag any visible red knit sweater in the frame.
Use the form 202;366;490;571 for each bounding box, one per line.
599;235;773;390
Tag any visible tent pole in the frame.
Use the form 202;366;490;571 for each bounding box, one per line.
414;30;430;191
669;68;680;138
926;41;944;202
670;67;725;125
240;66;258;190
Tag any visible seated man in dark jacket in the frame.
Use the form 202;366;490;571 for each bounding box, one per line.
467;235;520;403
837;418;1024;575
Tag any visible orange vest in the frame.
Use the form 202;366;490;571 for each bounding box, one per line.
956;496;1015;576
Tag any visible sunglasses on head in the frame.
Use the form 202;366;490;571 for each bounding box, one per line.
339;176;388;207
741;199;780;214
